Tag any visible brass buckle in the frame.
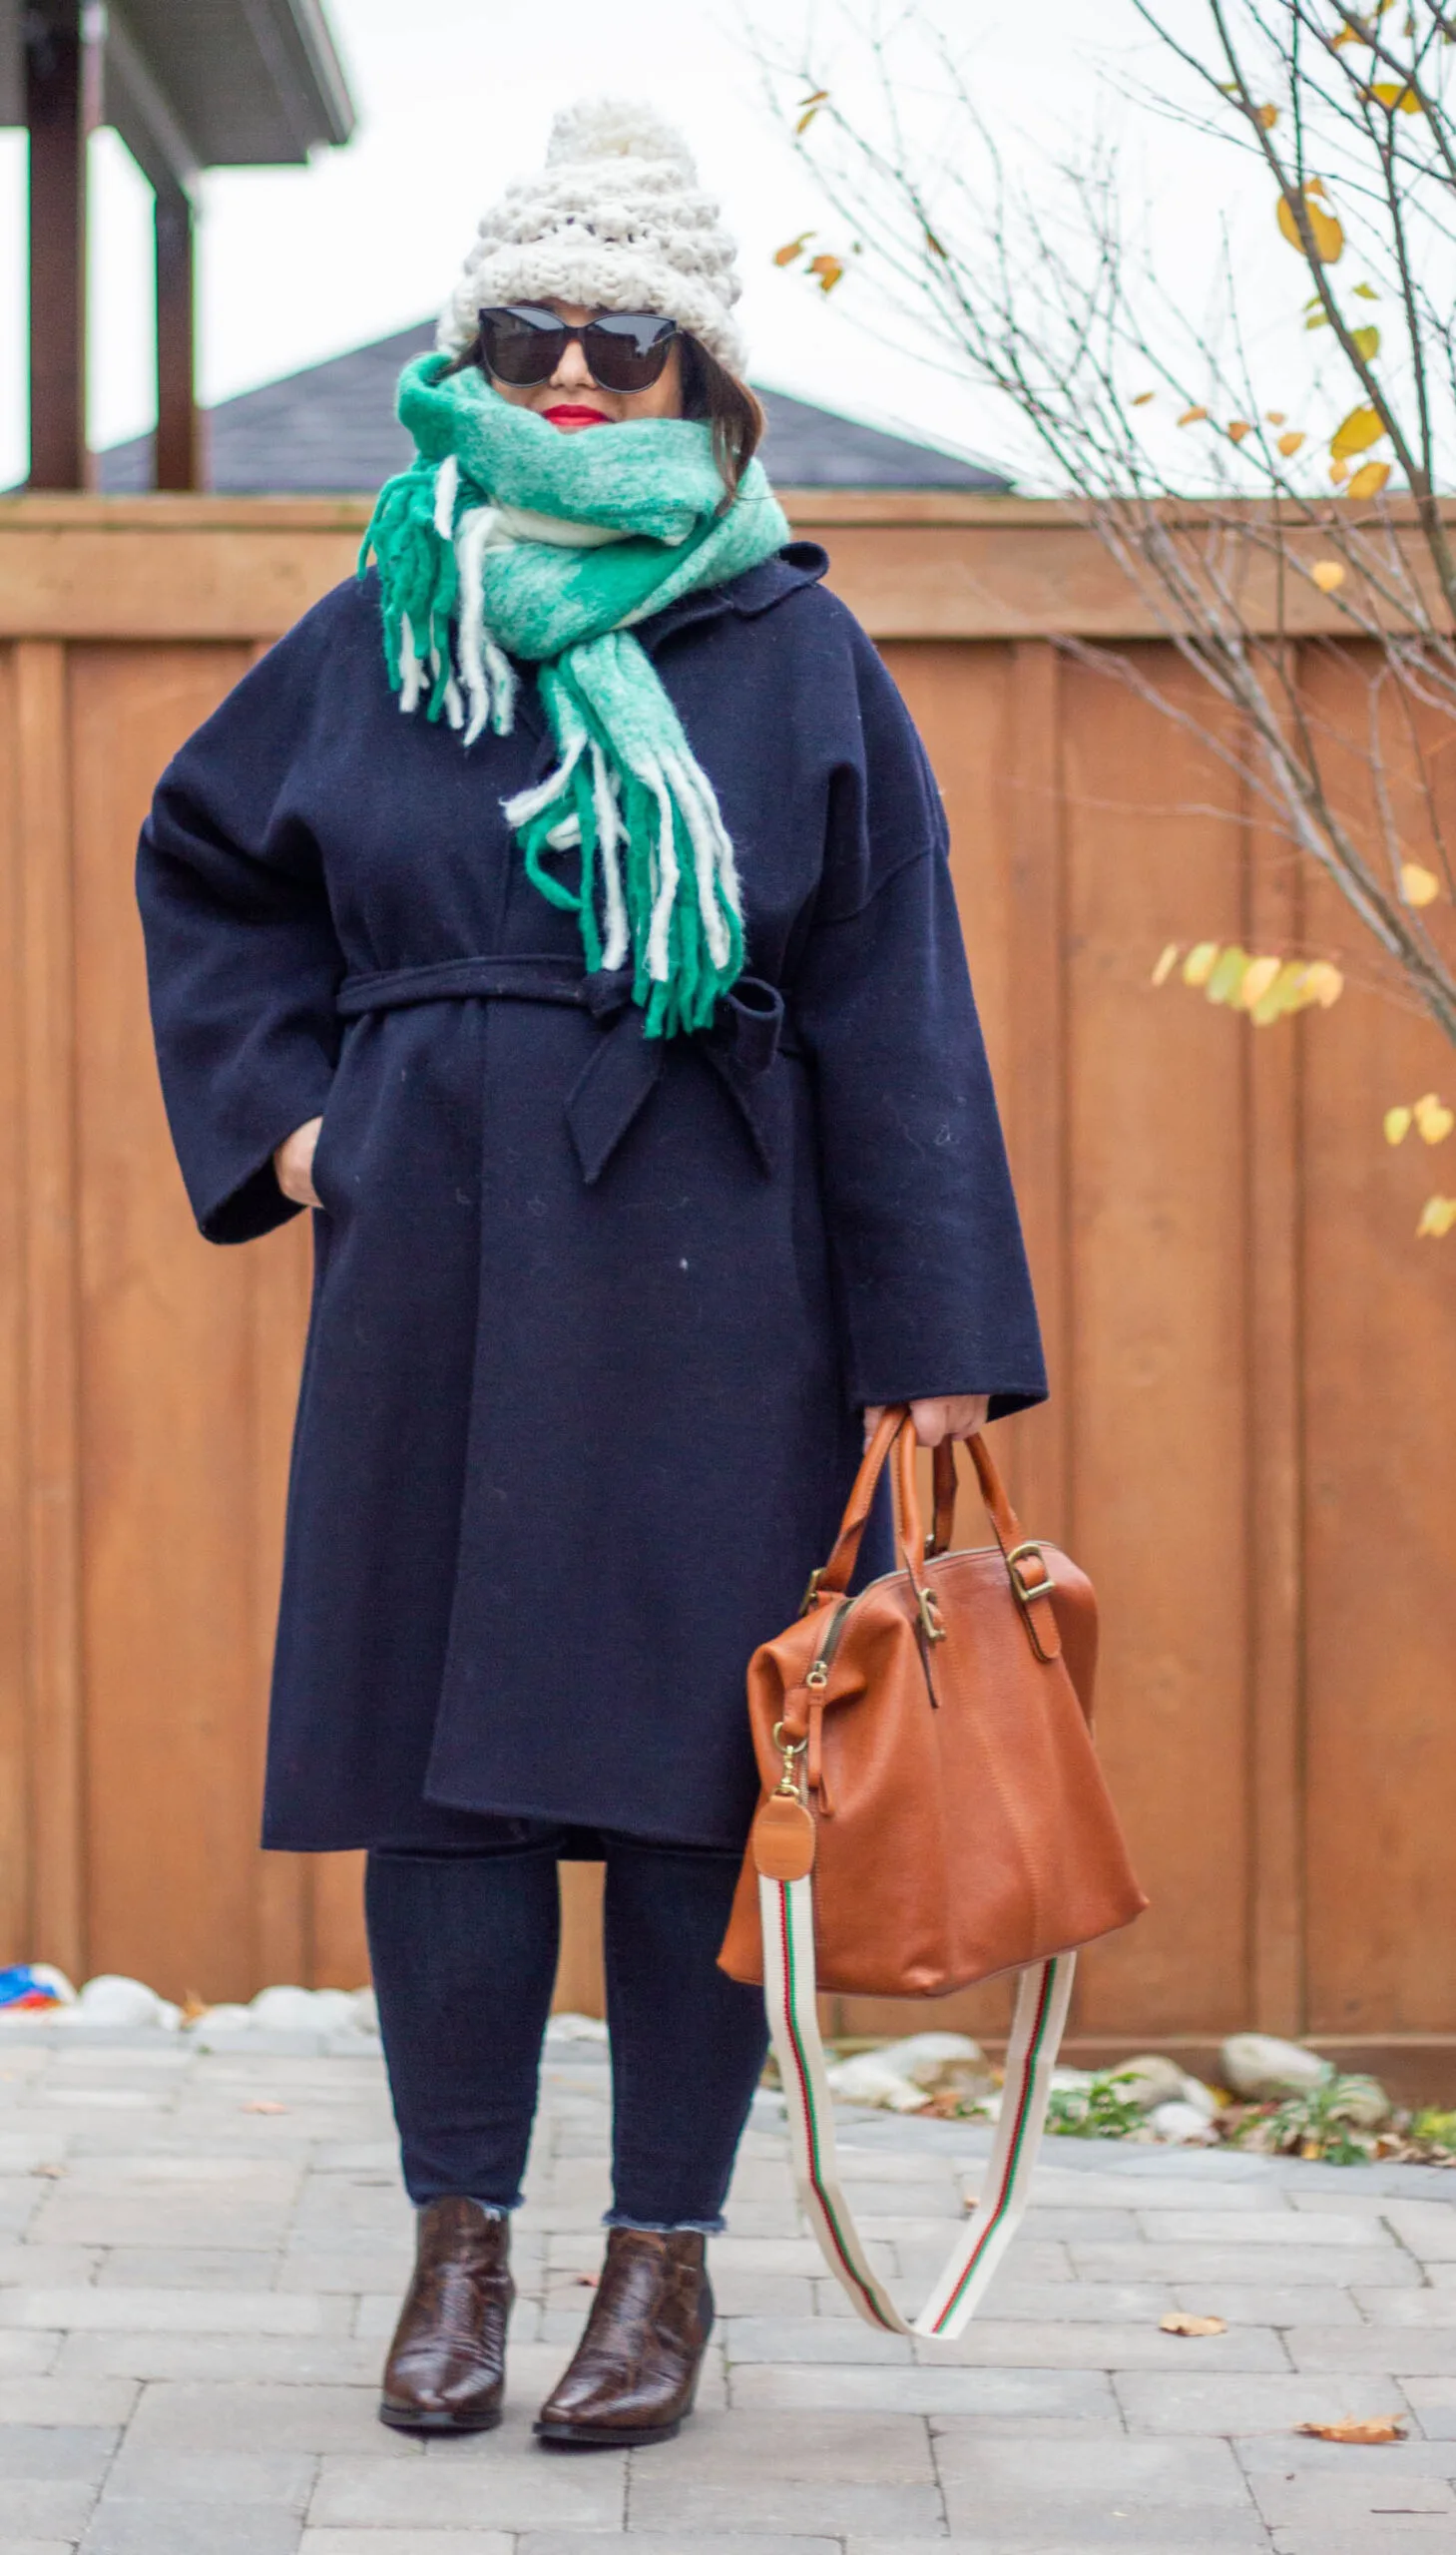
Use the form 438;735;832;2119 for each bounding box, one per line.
916;1584;948;1645
771;1720;807;1796
1007;1540;1055;1604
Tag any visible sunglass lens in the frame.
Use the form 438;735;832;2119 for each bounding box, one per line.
583;313;679;391
479;305;566;386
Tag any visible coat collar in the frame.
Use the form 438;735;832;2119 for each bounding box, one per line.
633;543;830;655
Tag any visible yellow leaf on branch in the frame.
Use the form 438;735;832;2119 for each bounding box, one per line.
1178;406;1209;426
1255;103;1278;127
1237;955;1283;1009
1227;420;1253;442
1330;458;1351;485
1351;325;1380;361
1132;390;1156;406
1330;403;1385;458
807;255;844;292
1266;410;1287;424
1344;459;1391;499
1277;187;1344;262
1152;942;1181;985
773;233;813;266
1367;80;1423;111
1353;282;1379;299
1277;430;1305;457
1416;1196;1456;1238
1251;960;1311;1024
1311;560;1346;592
1301;960;1344;1007
1206;945;1251;1005
1182;941;1219;986
1385;1106;1413;1145
1402;861;1441;906
1414;1094;1455;1145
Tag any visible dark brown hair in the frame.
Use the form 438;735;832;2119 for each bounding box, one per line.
444;325;764;505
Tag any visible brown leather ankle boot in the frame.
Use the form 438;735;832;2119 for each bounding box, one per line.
379;2197;513;2432
534;2226;714;2448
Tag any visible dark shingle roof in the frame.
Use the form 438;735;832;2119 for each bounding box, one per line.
97;321;1010;493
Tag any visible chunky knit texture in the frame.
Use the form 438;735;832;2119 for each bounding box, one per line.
359;356;790;1038
438;97;746;373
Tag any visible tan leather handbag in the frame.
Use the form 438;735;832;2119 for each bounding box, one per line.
718;1406;1147;2345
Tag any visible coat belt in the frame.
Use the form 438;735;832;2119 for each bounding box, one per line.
335;954;798;1184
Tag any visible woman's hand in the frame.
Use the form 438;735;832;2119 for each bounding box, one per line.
273;1117;324;1210
863;1394;990;1449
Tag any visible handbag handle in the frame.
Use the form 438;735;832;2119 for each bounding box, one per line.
815;1409;1059;1636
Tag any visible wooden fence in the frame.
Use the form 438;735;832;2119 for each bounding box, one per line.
2;492;1453;2091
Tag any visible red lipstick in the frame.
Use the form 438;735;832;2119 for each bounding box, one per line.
543;403;611;431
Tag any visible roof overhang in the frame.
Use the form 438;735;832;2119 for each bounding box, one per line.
0;0;354;191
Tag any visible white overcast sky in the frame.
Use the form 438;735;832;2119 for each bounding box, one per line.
0;0;1342;489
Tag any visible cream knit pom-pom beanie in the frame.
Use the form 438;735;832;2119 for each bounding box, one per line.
437;97;747;374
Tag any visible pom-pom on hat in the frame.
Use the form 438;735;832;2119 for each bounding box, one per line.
438;97;747;374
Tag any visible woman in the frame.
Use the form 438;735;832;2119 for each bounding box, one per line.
137;98;1045;2452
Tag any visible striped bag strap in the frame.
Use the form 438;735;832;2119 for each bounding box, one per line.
760;1869;1075;2347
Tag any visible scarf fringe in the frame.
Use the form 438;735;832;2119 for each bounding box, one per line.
360;403;776;1037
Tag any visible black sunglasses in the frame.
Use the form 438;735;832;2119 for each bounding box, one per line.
478;303;681;395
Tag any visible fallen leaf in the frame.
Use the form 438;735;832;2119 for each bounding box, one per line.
1385;1105;1413;1145
1417;1195;1456;1238
242;2099;287;2116
1402;861;1441;907
1277;431;1306;457
772;233;814;267
1345;460;1391;500
1330;402;1385;459
1152;942;1181;986
1296;2416;1407;2444
1177;405;1209;426
1162;2311;1227;2336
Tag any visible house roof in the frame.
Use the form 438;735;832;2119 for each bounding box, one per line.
0;0;353;184
97;321;1011;494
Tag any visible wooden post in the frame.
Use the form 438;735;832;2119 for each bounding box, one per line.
154;189;203;492
25;4;89;491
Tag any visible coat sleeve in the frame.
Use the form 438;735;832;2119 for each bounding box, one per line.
136;601;346;1246
793;618;1047;1418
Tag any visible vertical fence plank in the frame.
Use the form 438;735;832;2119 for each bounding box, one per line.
1244;787;1306;2036
250;1221;313;1990
0;651;31;1959
1063;653;1252;2039
1003;640;1071;1547
15;640;85;1979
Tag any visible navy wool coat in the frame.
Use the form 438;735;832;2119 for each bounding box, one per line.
137;544;1046;1852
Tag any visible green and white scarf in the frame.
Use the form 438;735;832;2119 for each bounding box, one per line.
360;354;790;1037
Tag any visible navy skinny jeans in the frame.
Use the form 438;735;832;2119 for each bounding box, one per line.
365;1825;769;2230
